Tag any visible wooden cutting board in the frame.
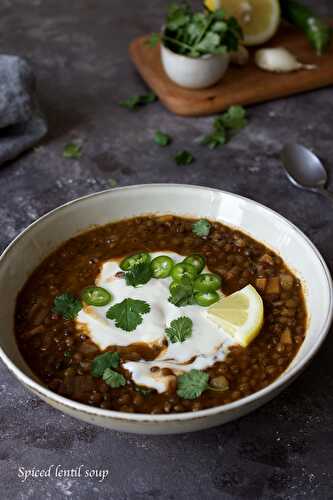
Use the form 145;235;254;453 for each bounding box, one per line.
129;22;333;116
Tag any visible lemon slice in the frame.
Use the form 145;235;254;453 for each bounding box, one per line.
204;0;281;46
207;284;264;347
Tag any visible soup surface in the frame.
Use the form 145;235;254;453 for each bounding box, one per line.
15;215;306;414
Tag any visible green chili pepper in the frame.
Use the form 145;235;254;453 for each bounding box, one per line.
281;0;332;55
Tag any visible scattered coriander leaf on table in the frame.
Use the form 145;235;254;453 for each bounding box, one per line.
106;298;150;332
201;128;226;149
174;150;194;166
120;92;157;110
63;143;82;159
192;219;211;238
218;105;247;130
177;369;209;399
154;130;171;147
102;368;126;388
201;105;247;149
53;293;82;320
125;262;153;287
165;316;193;343
91;352;120;378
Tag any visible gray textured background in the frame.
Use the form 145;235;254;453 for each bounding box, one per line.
0;1;333;499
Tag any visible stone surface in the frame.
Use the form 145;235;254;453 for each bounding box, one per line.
0;1;332;499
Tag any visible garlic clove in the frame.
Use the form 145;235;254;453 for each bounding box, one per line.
255;47;317;73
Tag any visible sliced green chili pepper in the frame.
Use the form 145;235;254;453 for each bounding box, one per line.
183;254;206;274
195;291;220;307
151;255;174;279
281;0;332;55
81;287;112;307
171;262;198;283
119;252;151;271
194;273;222;293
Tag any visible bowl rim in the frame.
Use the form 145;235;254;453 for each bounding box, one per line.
0;183;332;423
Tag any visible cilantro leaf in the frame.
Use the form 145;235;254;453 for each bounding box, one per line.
196;32;222;54
102;368;126;388
63;143;82;159
201;128;226;149
166;3;191;31
125;262;152;287
162;5;242;57
192;219;211;238
53;293;82;320
217;105;247;130
120;92;157;110
168;281;195;307
174;150;194;166
91;352;120;378
154;130;171;147
147;32;160;48
177;369;209;399
106;298;150;332
165;316;193;343
201;105;247;149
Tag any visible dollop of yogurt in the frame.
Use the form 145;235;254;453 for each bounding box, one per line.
76;252;236;393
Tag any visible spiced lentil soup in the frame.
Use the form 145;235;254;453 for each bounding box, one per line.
15;215;306;414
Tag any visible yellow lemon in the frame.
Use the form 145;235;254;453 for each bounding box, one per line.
207;284;264;347
204;0;281;46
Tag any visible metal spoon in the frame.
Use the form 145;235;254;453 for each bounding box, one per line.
281;143;333;201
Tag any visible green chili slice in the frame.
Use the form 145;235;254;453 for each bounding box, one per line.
81;287;112;307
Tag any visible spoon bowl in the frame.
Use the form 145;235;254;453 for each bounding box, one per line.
281;143;327;189
281;143;333;201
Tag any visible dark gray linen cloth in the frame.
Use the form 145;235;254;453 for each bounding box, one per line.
0;55;47;165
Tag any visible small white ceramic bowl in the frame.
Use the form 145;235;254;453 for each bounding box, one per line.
0;185;332;434
160;42;230;89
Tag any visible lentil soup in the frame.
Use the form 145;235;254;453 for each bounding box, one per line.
15;215;307;414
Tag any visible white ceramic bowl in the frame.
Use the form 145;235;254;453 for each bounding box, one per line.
160;43;230;89
0;185;332;434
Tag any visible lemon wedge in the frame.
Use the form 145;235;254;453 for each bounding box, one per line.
207;284;264;347
204;0;281;46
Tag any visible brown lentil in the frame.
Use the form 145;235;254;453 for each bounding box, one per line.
15;215;306;414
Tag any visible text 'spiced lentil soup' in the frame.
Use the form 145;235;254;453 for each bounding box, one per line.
15;215;307;414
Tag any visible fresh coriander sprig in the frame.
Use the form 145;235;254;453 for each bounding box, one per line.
177;369;230;399
174;150;194;166
120;92;157;110
201;105;247;149
161;4;242;58
103;368;126;388
53;293;82;320
154;131;172;147
147;32;160;48
106;298;150;332
125;262;153;287
63;143;82;159
192;219;211;238
177;370;209;399
168;281;195;307
165;316;193;343
91;352;120;378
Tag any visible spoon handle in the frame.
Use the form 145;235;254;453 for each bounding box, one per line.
318;188;333;202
